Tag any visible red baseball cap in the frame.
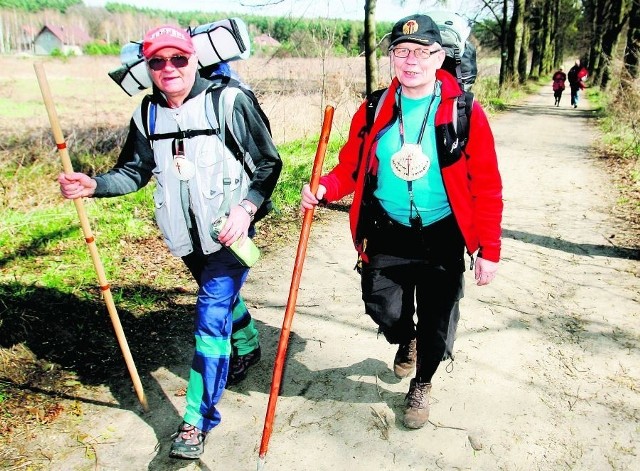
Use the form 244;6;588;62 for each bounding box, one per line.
142;25;195;59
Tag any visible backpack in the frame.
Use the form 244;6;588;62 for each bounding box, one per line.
138;76;274;221
427;10;477;92
552;72;566;91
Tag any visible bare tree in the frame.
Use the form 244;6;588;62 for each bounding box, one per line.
518;0;532;83
624;0;640;79
597;0;629;89
507;0;525;82
365;0;378;95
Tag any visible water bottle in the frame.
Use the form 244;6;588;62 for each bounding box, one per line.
210;217;260;267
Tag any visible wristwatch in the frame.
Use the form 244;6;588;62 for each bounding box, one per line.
239;200;255;221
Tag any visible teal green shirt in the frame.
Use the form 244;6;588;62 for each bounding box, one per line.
375;91;452;226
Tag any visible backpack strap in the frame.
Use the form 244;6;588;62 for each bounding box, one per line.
138;93;221;145
352;88;388;180
455;91;474;152
207;84;255;179
148;128;218;141
139;94;152;146
365;88;388;131
216;87;235;216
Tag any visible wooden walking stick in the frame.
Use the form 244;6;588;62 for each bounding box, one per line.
33;62;149;412
257;105;334;470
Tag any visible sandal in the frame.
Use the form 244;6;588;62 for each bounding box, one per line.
169;422;206;459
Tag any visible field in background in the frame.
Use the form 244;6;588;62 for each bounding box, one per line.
0;53;502;143
0;55;369;144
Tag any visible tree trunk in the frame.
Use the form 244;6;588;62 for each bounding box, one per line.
364;0;378;96
507;0;525;83
589;0;607;85
624;0;640;79
518;0;532;83
529;2;543;77
538;0;554;77
551;0;561;67
599;0;627;89
499;0;509;87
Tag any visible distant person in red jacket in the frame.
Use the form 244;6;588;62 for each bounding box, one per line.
568;59;588;108
552;68;566;106
301;14;502;430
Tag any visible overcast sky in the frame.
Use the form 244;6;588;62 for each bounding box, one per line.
82;0;466;22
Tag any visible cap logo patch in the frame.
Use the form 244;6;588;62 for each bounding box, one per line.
402;20;419;35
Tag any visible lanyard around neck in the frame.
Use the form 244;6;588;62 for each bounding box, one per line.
395;86;438;228
397;88;437;146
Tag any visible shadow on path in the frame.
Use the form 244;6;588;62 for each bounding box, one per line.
503;228;640;260
0;282;399;469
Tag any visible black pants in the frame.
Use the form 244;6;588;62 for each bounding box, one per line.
360;211;465;383
553;89;563;104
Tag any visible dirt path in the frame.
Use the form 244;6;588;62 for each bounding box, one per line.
36;87;639;471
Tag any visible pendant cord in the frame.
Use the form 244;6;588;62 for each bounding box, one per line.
396;87;437;227
397;88;437;147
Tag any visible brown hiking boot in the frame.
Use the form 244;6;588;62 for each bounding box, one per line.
403;379;432;429
393;338;417;378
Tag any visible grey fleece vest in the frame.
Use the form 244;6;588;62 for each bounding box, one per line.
133;87;249;257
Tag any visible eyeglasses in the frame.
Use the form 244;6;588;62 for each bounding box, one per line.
147;55;190;71
391;47;442;60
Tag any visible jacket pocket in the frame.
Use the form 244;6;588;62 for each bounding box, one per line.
152;179;176;247
196;149;242;201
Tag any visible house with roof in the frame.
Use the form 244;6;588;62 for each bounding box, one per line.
34;24;92;55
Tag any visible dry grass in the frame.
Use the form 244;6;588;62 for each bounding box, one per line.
0;55;369;144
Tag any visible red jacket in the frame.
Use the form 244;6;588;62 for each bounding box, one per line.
319;71;503;263
552;71;566;91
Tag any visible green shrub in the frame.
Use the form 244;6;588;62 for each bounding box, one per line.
84;42;121;56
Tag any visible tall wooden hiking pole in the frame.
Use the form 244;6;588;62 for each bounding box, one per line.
257;105;334;470
33;62;149;412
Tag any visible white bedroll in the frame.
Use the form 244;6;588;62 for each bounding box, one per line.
190;18;251;69
108;17;251;96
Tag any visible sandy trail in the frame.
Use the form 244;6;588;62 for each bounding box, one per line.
35;87;639;471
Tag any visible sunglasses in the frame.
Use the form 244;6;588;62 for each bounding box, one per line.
147;55;190;71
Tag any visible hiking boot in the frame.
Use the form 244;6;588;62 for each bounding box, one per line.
169;422;206;459
393;338;417;379
403;379;432;429
227;345;261;386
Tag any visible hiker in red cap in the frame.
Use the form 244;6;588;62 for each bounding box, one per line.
59;24;281;459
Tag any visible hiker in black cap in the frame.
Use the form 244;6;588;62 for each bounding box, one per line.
301;14;502;429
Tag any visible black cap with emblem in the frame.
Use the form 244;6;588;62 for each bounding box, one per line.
389;14;443;48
